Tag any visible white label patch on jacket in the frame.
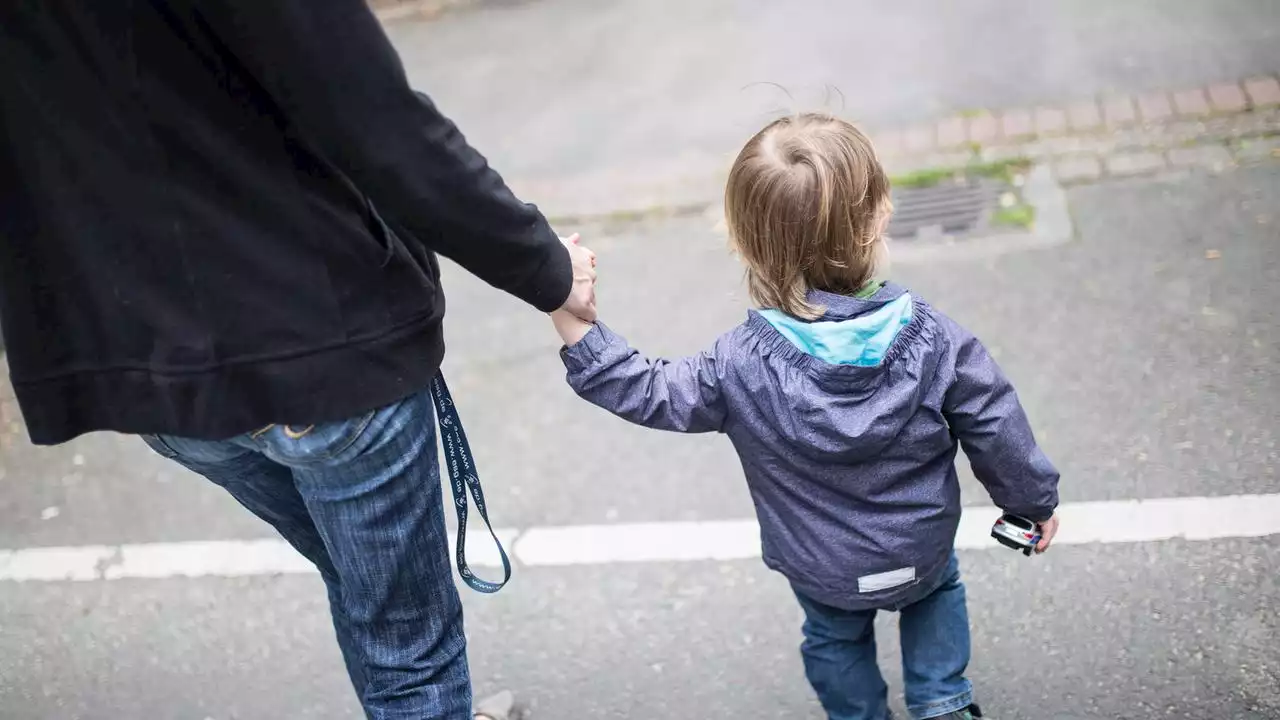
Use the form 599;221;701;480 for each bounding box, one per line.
858;566;916;593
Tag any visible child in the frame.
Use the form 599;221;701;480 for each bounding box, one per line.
551;113;1060;720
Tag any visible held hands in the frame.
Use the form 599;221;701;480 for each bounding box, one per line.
553;234;597;347
558;234;597;322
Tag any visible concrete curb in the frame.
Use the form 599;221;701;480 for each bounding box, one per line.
507;74;1280;225
370;0;475;23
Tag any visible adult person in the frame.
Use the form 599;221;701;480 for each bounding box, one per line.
0;2;596;718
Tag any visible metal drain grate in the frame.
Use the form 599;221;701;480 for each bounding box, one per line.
886;179;997;240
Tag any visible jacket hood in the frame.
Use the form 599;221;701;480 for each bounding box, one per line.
757;288;914;368
745;283;940;462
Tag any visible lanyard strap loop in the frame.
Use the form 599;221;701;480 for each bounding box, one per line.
430;373;511;594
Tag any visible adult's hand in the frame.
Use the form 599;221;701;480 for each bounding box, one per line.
559;234;597;322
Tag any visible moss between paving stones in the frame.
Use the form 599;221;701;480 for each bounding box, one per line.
890;167;959;189
991;203;1036;229
890;157;1032;189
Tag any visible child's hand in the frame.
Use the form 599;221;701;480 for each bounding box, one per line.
557;233;598;322
1035;514;1059;553
552;308;593;347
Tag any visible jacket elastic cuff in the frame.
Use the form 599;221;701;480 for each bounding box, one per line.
1022;504;1057;524
560;323;612;373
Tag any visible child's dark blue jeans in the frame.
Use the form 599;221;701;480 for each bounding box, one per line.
794;553;973;720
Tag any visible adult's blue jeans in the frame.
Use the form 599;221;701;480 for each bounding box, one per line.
143;388;470;719
794;554;973;720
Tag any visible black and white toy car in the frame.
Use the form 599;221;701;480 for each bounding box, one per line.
991;513;1042;556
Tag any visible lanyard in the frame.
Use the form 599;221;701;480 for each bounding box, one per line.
430;373;511;594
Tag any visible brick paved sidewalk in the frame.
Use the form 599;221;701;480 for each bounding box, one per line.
363;1;1280;220
884;75;1280;185
507;74;1280;223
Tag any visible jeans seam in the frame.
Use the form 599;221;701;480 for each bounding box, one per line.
327;409;378;459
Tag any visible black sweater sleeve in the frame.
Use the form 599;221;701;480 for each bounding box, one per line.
192;0;571;311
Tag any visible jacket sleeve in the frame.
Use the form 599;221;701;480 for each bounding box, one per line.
191;0;571;311
941;321;1060;521
561;324;728;434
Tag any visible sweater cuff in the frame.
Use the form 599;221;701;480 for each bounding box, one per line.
519;227;574;313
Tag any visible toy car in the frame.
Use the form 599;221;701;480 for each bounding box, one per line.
991;513;1042;556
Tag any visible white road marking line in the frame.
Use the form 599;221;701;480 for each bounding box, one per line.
953;494;1280;548
104;539;315;580
0;545;116;582
516;519;761;567
2;494;1278;582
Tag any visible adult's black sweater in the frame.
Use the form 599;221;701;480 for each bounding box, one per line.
0;1;571;445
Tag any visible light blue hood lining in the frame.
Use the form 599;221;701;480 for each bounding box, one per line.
758;294;914;367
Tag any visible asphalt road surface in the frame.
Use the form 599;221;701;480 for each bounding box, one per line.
2;157;1279;718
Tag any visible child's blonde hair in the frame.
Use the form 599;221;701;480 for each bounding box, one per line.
725;113;891;320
